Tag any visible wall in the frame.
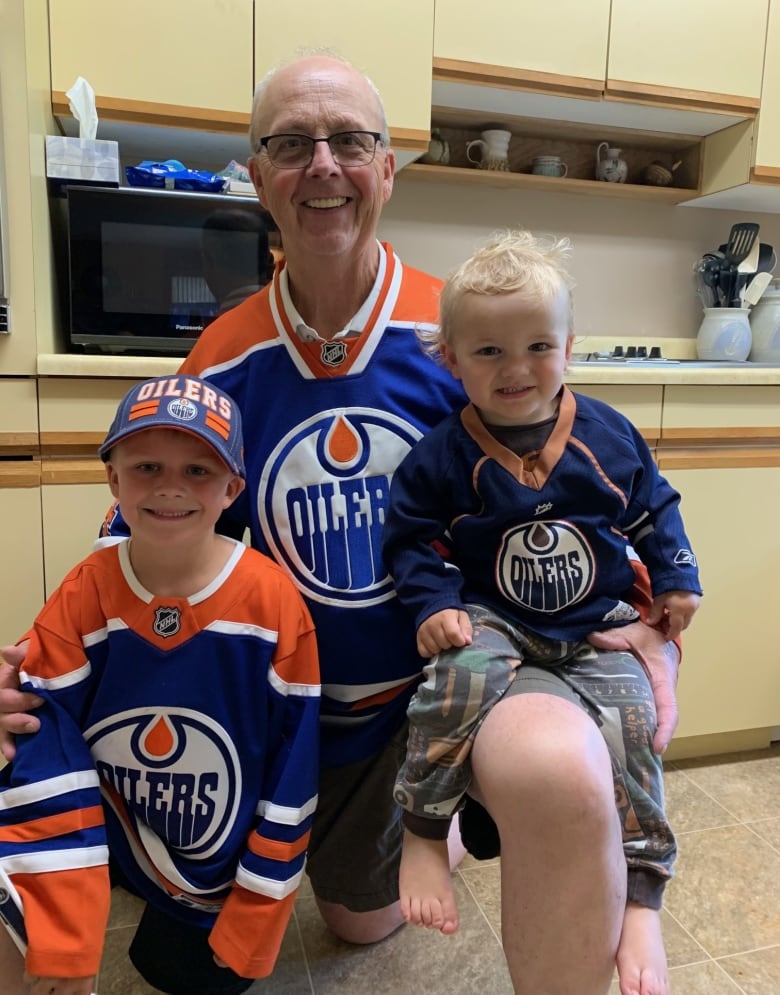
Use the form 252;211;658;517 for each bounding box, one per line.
379;178;780;346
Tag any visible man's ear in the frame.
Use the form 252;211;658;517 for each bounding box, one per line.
248;157;267;209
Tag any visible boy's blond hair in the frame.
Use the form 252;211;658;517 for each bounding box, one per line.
425;229;576;354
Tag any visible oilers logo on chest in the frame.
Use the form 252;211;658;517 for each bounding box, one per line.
86;708;241;855
259;408;422;606
497;520;596;613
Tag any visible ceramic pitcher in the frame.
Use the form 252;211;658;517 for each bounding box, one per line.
466;129;511;171
595;142;628;183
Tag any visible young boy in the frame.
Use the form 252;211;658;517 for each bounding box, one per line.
0;376;320;995
382;230;701;992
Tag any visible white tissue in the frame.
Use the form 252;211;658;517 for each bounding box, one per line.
65;76;98;140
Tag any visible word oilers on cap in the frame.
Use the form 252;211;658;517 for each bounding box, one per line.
99;376;246;478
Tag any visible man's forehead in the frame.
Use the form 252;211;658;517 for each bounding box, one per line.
260;63;380;131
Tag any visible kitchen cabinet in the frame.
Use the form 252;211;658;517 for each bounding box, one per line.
48;0;432;164
0;379;44;644
49;0;254;123
568;384;663;444
254;0;433;155
40;477;113;596
661;464;780;741
656;385;780;753
37;377;142;593
431;0;764;134
433;0;609;98
606;0;768;115
679;1;780;211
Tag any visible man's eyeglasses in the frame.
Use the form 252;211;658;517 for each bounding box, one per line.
256;131;384;169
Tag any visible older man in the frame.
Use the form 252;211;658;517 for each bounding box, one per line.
1;55;680;994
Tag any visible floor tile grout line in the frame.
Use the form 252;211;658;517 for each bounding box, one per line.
292;907;317;995
708;956;750;995
743;819;780;857
661;905;714;963
454;867;505;949
667;765;754;825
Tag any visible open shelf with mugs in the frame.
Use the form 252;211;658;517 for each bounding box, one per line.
398;108;702;202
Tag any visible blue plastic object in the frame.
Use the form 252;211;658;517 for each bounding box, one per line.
125;159;228;193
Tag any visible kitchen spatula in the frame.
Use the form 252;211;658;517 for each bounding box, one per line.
743;271;773;307
723;222;760;266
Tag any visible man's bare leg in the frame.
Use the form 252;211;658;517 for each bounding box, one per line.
316;816;465;943
616;902;668;995
472;693;625;995
399;829;459;933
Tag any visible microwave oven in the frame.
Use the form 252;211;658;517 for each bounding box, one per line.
53;185;279;355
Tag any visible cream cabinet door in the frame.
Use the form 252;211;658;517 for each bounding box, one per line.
608;0;768;109
254;0;434;146
0;480;45;645
41;481;116;597
433;0;610;85
49;0;254;115
754;0;780;172
664;466;780;739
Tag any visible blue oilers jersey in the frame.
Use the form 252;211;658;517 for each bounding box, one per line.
383;389;702;640
0;539;320;980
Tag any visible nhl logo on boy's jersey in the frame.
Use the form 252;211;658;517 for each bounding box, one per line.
153;606;181;638
259;409;422;606
496;520;596;613
321;341;348;367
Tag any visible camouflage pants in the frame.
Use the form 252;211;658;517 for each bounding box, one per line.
394;604;675;907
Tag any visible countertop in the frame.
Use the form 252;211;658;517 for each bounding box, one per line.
36;352;780;386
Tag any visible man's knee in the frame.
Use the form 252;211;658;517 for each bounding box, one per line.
315;897;404;944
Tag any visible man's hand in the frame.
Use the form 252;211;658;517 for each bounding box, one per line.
587;621;680;754
416;609;473;658
0;641;41;762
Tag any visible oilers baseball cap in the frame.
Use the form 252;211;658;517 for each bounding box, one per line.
99;375;245;478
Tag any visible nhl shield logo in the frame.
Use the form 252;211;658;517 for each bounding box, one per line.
153;606;181;638
321;341;348;367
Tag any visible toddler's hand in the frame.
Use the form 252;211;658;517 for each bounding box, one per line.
647;591;701;641
416;609;472;658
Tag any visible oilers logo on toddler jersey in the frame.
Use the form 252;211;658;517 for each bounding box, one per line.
259;409;422;606
497;520;596;613
86;708;241;855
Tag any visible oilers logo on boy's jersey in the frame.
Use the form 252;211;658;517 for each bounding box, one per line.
496;519;596;613
259;407;423;606
89;708;240;855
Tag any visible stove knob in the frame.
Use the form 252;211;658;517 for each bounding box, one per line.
637;346;648;358
649;346;663;359
625;346;637;359
612;345;624;357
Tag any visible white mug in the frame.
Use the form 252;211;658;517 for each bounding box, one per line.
466;129;512;171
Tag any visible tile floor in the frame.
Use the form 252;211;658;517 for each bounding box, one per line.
97;745;780;994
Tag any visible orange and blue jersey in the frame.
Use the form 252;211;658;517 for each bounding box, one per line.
0;539;320;980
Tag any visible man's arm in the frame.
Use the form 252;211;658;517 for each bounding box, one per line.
0;643;41;762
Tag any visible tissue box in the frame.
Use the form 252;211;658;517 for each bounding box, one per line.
45;136;120;186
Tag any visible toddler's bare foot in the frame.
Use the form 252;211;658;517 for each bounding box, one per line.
399;829;459;934
615;901;669;995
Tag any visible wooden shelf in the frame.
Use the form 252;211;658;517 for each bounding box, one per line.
396;163;696;203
